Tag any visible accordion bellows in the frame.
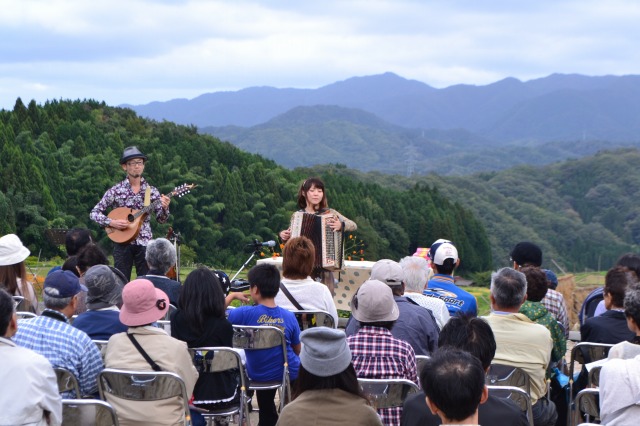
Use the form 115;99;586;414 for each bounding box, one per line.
290;211;344;271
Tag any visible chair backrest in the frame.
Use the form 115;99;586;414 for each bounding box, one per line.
98;368;191;426
357;378;419;410
290;309;335;329
488;385;534;426
163;304;178;320
486;363;531;395
568;342;613;394
572;388;600;426
579;288;603;326
54;367;81;399
587;365;602;388
232;325;290;408
155;320;172;334
415;355;430;377
16;311;37;320
62;398;119;426
12;295;25;310
93;340;109;360
188;347;250;422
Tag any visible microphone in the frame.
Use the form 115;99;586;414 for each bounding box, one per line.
246;240;276;248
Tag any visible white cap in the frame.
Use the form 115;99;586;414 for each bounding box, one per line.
430;242;458;266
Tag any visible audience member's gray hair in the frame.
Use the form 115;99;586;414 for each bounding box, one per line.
490;267;527;309
43;294;74;311
400;256;429;293
624;283;640;326
145;238;177;274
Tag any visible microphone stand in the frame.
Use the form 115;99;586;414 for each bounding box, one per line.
231;240;264;281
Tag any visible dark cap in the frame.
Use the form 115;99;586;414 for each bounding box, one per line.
44;270;88;298
510;242;542;267
120;146;148;164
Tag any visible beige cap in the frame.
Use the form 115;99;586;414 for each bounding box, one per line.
351;279;399;323
370;259;403;286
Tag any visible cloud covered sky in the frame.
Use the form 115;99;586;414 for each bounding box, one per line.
1;0;639;109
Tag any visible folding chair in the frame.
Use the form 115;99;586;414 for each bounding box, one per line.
16;311;37;320
232;325;291;411
98;369;192;426
188;347;251;426
93;340;109;360
587;365;602;388
62;398;119;426
290;309;335;329
572;388;600;426
163;303;178;320
357;378;419;410
155;319;172;334
486;363;531;395
579;288;603;326
54;367;81;399
488;385;534;426
12;295;24;310
567;343;612;425
415;355;430;377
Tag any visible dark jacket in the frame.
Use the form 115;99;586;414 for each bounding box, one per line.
581;310;635;344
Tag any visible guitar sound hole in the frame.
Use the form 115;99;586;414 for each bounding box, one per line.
127;214;135;222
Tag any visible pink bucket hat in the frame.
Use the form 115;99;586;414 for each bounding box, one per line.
120;279;169;326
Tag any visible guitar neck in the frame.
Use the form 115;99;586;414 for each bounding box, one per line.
132;192;175;219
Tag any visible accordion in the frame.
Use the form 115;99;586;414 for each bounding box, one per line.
290;211;344;271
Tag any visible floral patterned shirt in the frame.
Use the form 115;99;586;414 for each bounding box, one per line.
90;177;169;246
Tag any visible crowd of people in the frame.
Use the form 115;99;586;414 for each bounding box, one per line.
2;161;640;425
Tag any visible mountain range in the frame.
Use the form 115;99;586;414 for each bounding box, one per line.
126;72;640;175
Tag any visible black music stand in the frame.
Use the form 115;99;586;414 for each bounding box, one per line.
45;229;69;246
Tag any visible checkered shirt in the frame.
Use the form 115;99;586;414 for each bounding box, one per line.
13;310;104;397
347;325;418;426
541;289;570;337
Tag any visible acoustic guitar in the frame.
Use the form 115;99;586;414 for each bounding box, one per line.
105;183;196;243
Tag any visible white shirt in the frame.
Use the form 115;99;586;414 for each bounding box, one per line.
276;277;339;327
404;292;451;330
0;336;62;426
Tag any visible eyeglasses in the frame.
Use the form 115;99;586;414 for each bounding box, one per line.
126;161;145;167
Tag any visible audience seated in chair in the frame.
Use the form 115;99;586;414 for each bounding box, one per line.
74;243;111;315
346;259;439;357
104;278;197;426
347;278;418;426
608;283;640;359
72;265;127;340
278;327;383;426
275;236;339;327
422;348;488;426
0;288;62;426
399;255;450;330
227;263;301;426
171;266;236;426
483;267;557;426
13;270;103;398
511;242;570;336
402;314;528;426
136;238;181;306
600;353;640;425
0;234;39;313
518;266;567;363
581;266;637;344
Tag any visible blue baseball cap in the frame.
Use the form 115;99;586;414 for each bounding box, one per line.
43;270;87;298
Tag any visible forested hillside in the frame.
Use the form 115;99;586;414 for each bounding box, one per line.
0;98;491;272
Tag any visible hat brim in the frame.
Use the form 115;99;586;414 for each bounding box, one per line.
0;246;30;266
120;154;148;164
351;301;399;323
119;287;169;326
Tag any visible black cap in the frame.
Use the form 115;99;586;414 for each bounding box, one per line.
510;242;542;267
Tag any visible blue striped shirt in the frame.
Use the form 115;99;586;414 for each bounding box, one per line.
14;310;103;396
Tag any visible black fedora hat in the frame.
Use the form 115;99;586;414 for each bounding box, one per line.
120;146;148;164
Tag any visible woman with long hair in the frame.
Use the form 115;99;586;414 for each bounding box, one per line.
278;326;382;426
170;267;236;425
0;234;38;313
279;177;357;294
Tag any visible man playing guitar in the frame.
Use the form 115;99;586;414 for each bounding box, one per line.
90;146;170;280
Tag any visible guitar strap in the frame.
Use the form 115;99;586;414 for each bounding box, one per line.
144;186;151;206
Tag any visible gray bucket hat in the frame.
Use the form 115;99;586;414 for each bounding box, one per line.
85;265;123;309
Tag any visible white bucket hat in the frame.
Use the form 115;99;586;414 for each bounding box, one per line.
0;234;30;266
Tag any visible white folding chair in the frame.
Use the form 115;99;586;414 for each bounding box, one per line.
54;367;81;399
98;368;192;426
572;388;600;426
16;311;37;320
62;398;119;426
232;325;291;411
567;343;612;425
290;309;335;329
488;385;534;426
357;378;419;410
188;347;251;426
